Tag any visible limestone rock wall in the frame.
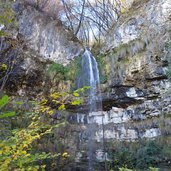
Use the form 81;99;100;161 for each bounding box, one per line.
73;0;171;144
1;1;83;97
13;1;83;65
103;0;171;52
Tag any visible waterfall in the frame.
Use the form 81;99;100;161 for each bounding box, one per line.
78;48;101;112
78;48;104;171
81;48;100;109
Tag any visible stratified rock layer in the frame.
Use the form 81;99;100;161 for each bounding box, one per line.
74;0;171;145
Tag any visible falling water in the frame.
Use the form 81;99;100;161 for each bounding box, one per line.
78;48;103;171
81;48;100;107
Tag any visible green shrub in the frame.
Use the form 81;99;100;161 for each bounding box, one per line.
136;141;161;169
108;140;167;170
66;56;82;83
47;63;69;81
108;147;136;170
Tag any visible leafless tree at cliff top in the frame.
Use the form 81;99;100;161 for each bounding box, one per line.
23;0;125;44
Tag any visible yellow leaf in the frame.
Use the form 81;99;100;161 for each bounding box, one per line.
32;168;38;171
50;92;61;99
73;92;79;97
71;99;83;105
41;165;46;169
58;104;65;111
62;152;70;158
21;150;27;155
0;63;7;71
40;99;48;105
48;110;54;115
52;100;60;104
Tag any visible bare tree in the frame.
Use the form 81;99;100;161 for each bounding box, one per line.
74;0;85;36
59;0;124;44
22;0;127;45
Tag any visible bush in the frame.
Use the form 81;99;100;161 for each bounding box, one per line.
47;63;69;82
136;141;162;169
108;140;165;170
0;89;85;170
108;147;136;170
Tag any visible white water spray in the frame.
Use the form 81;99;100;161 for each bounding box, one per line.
79;48;105;171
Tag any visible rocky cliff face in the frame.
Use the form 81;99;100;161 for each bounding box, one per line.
100;0;171;141
1;0;171;169
73;0;171;145
13;1;83;65
1;1;83;96
63;2;171;168
12;0;170;159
